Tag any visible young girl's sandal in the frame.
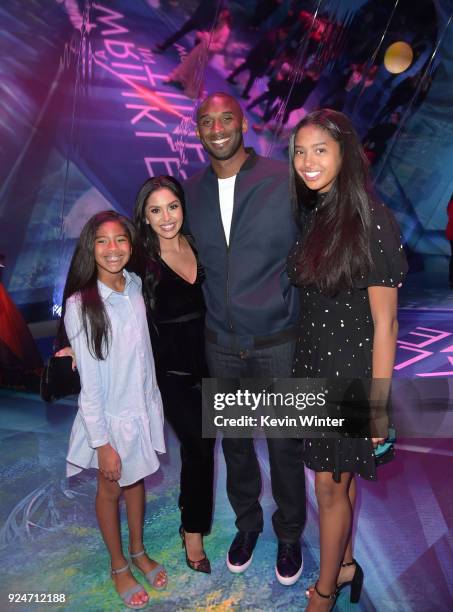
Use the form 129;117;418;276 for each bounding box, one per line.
130;549;168;591
111;563;149;609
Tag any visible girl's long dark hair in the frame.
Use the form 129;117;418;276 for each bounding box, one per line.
133;175;185;312
289;108;372;295
61;210;136;359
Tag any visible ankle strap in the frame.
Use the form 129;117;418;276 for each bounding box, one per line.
315;582;337;600
341;559;357;568
111;563;129;576
130;549;145;559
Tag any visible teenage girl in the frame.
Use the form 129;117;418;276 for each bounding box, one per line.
288;109;407;610
63;210;167;609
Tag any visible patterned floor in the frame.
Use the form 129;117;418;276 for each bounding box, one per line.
1;251;453;612
1;290;452;612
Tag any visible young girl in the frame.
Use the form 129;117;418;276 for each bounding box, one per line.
287;109;408;610
63;210;167;609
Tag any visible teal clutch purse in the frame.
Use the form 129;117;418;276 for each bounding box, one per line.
374;427;396;464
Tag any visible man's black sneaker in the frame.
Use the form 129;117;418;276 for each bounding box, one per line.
275;541;303;585
226;531;260;573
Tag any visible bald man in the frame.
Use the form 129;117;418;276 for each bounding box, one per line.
183;93;306;585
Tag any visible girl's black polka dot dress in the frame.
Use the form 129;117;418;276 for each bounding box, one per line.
287;201;408;482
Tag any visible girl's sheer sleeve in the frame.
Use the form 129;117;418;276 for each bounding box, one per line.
358;203;409;289
64;296;109;448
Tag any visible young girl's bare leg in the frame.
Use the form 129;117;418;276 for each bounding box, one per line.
307;471;353;610
336;476;358;583
306;474;358;599
124;479;167;588
96;473;148;606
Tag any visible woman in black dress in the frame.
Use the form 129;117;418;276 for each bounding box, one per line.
134;176;215;574
287;110;407;610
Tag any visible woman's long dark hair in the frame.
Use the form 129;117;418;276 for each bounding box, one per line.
133;175;185;312
61;210;136;359
289;108;373;295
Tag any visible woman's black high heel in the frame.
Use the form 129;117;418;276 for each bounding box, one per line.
179;526;211;574
337;559;364;603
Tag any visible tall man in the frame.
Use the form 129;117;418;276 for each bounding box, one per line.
184;93;306;585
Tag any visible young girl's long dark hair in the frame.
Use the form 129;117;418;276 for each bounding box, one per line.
289;108;373;295
62;210;136;359
133;175;185;312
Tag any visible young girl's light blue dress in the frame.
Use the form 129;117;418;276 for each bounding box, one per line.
65;271;165;486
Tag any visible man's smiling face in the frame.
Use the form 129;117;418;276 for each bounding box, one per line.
196;94;248;162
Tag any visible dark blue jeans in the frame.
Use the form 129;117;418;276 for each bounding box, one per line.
205;339;306;543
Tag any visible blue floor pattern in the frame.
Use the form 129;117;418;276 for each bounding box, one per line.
0;386;452;611
1;275;452;611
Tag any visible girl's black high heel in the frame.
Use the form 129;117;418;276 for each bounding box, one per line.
337;559;364;603
179;526;211;574
313;582;338;611
305;559;364;603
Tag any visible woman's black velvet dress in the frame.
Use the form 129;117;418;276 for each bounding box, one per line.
152;244;214;534
287;201;408;482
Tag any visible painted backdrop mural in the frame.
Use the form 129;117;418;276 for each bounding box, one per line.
0;0;451;313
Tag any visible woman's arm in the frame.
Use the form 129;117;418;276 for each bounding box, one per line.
368;285;399;444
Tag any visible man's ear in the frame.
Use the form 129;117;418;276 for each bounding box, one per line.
195;126;200;138
242;116;248;134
